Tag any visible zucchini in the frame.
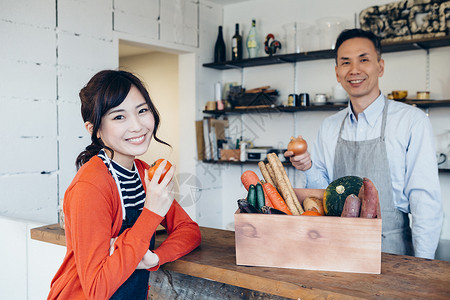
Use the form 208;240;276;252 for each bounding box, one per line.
247;184;257;208
255;182;265;211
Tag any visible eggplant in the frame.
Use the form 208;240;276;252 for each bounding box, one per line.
237;199;259;213
260;206;287;215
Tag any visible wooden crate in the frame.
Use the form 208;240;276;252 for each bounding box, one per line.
234;188;382;274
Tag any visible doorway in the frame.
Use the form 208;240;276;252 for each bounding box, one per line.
118;41;180;170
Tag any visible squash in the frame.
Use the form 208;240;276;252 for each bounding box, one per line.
323;176;363;216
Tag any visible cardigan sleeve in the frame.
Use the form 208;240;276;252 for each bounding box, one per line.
148;200;201;270
66;180;163;299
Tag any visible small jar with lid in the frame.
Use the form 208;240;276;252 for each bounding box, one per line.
416;91;430;100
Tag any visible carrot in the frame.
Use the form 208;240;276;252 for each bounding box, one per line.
241;170;272;206
241;170;261;191
262;182;292;215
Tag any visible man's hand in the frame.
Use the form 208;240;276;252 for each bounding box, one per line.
284;150;312;171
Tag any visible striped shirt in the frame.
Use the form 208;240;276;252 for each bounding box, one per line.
98;150;146;211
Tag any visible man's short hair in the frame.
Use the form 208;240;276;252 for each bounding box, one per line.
334;28;382;64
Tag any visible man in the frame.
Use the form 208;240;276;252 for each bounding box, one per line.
286;29;442;259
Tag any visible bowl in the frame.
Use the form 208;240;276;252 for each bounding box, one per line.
392;90;408;100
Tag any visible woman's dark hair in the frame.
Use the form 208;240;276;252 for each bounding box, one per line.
75;70;170;169
334;28;382;64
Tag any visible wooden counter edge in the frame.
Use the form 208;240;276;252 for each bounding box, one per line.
30;224;66;247
161;259;360;300
29;224;357;299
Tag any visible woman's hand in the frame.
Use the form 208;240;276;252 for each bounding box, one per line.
109;237;117;256
284;150;312;171
144;160;175;217
136;250;159;269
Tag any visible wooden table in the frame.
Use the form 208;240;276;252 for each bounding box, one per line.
31;225;450;299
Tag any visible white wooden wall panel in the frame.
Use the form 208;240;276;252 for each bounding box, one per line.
57;32;115;70
58;0;112;38
0;22;56;65
56;0;117;216
113;0;159;39
114;0;158;16
0;0;55;27
0;137;57;174
58;136;90;198
0;98;57;137
58;101;85;137
57;67;97;103
113;10;159;39
0;174;58;223
160;0;198;47
0;60;57;100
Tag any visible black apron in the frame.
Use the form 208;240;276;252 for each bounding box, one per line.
110;208;155;300
333;99;413;256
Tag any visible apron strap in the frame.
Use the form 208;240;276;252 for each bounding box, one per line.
338;98;390;141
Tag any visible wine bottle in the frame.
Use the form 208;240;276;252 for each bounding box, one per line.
214;26;226;63
246;19;259;58
231;23;242;61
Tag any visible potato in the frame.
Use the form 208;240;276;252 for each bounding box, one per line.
303;196;324;215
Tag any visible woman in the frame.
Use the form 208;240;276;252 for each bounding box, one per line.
48;70;201;299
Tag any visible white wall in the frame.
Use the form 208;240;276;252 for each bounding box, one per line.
0;216;66;300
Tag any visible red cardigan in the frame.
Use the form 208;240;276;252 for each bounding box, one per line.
48;156;201;299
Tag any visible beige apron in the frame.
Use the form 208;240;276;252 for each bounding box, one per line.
333;99;413;255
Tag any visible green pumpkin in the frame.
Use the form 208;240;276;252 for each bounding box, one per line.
323;176;363;216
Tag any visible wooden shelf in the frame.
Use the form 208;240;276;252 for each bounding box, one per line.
203;36;450;70
202;159;291;166
203;104;346;115
203;159;449;170
203;100;450;115
397;99;450;108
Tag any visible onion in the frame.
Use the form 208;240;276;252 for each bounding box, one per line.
287;136;307;156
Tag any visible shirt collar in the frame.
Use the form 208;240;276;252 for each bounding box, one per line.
347;93;385;127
